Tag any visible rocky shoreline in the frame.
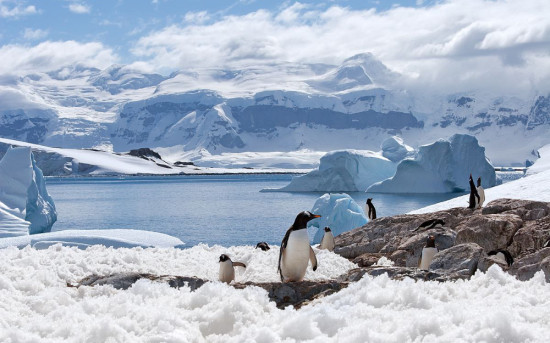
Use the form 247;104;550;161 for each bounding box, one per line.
71;198;550;308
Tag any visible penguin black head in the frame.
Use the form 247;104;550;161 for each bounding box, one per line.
366;198;373;205
324;227;331;232
219;254;230;262
292;211;321;230
477;177;482;187
426;235;436;248
255;242;270;251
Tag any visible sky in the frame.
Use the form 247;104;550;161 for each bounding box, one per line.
0;0;549;95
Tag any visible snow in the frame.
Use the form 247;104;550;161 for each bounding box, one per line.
1;244;550;341
0;146;57;236
309;193;367;244
368;134;496;193
272;149;396;192
411;143;550;214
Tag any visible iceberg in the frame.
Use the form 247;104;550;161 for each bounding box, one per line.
274;150;396;192
368;134;496;193
308;193;367;243
0;146;57;237
381;136;414;162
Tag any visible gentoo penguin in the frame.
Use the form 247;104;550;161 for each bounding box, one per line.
488;249;514;267
255;242;270;251
319;227;335;251
418;235;438;270
476;177;485;209
468;174;480;209
366;198;377;220
218;254;246;283
413;219;445;232
278;211;321;282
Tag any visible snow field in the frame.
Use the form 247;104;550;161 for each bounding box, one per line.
1;243;550;342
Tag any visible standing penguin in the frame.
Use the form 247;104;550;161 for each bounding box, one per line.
468;174;480;209
418;235;438;270
319;227;335;251
476;177;485;209
366;198;377;220
218;254;246;283
278;211;321;282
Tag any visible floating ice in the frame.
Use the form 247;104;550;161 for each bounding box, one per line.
381;136;414;162
369;134;496;193
308;193;367;244
274;150;396;192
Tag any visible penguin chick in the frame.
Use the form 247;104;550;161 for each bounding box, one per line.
278;211;321;282
218;254;246;283
319;227;335;252
255;242;270;251
418;235;438;270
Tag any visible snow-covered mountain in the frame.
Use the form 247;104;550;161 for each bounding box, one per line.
1;53;549;166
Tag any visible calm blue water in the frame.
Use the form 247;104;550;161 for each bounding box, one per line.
45;174;460;247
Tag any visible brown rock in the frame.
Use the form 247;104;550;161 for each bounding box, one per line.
477;254;509;272
352;253;387;267
430;243;484;276
455;214;523;251
508;216;550;257
509;248;550;281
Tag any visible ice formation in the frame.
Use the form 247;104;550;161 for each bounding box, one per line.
308;193;368;244
381;136;414;162
0;146;57;236
274;150;396;192
368;134;496;193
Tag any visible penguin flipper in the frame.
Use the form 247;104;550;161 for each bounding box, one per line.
232;262;246;268
309;246;318;271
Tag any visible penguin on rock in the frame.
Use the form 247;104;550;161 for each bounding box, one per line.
319;227;335;252
366;198;377;220
218;254;246;283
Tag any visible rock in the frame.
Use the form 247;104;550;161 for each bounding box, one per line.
71;273;348;309
509;248;550;282
477;254;509;272
482;198;550;221
455;214;523;252
392;228;457;267
352;253;388;267
430;243;484;276
338;266;470;283
507;216;550;257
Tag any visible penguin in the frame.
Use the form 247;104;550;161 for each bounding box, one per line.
476;177;485;209
218;254;246;283
418;235;438;270
319;227;335;251
278;211;321;282
255;242;270;251
366;198;377;220
487;249;514;267
468;174;480;209
412;219;445;232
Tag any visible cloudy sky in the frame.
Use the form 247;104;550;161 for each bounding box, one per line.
0;0;549;95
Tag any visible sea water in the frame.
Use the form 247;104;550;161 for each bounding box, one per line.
46;174;460;247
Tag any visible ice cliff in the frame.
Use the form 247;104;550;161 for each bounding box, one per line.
0;146;57;237
308;193;367;244
274;150;396;192
368;134;496;193
381;136;414;162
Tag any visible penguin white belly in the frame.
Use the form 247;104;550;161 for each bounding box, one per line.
282;230;311;281
320;232;335;251
419;247;438;270
477;187;485;208
219;261;235;283
494;252;506;264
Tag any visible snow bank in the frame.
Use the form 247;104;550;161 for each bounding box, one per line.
1;245;549;341
0;146;56;236
381;136;414;162
308;193;367;244
273;150;396;192
411;143;550;214
369;134;496;193
526;144;550;175
0;229;184;249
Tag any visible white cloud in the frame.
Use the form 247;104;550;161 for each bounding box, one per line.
130;0;550;96
0;41;117;75
0;1;37;18
184;11;210;24
69;3;90;14
23;28;49;41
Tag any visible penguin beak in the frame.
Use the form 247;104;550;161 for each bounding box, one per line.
312;214;321;218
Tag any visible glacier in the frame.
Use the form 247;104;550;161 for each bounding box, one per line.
368;134;496;193
0;146;57;236
273;149;396;192
308;193;368;244
381;136;415;162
